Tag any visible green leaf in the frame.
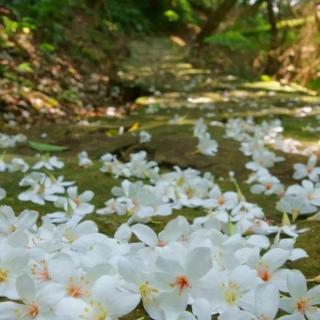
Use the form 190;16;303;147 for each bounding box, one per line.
3;16;19;35
164;10;179;22
28;140;69;152
39;42;56;54
17;63;33;74
282;211;291;226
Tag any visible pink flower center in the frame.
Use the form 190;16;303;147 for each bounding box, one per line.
170;275;191;295
258;269;271;282
27;304;39;318
68;284;83;298
32;261;51;282
306;166;313;174
296;299;308;313
264;183;272;190
157;240;166;247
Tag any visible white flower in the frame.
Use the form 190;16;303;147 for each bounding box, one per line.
118;257;162;319
19;172;47;187
0;243;29;299
247;248;290;291
18;175;64;205
106;180;171;224
0;133;26;149
0;188;6;201
78;151;93;168
56;275;140;320
46;253;91;299
46;186;94;223
286;180;320;208
128;151;159;181
57;219;99;244
219;284;279;320
208;265;260;315
276;194;316;220
204;186;238;210
250;174;283;196
152;246;213;319
0;274;63;319
130;216;192;247
197;134;218;156
8;158;29;173
14;134;27;143
279;270;320;320
97;198;130;216
293;155;320;182
0;206;38;239
33;154;64;171
139;130;152;143
193;118;208;138
246;149;283;171
100;153;130;177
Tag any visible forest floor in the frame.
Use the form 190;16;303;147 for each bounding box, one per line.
1;36;320;318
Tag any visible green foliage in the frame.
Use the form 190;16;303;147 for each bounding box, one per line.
16;62;33;73
307;79;320;92
171;0;195;23
104;1;152;32
164;10;180;22
5;0;78;43
205;31;256;51
2;16;19;35
59;89;79;103
39;42;56;54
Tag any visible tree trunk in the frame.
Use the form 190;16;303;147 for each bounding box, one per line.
316;1;320;31
267;0;278;46
90;0;105;27
265;0;279;74
196;0;238;43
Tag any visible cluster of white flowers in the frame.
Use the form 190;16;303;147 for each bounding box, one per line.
225;117;320;223
100;151;159;181
0;113;320;319
0;153;65;173
33;154;64;171
0;132;26;149
194;118;218;156
18;172;72;204
98;161;302;238
97;179;172;224
225;118;285;196
278;155;320;221
0;156;29;173
0;202;316;320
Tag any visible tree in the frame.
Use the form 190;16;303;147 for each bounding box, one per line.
196;0;238;43
316;1;320;31
265;0;279;74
